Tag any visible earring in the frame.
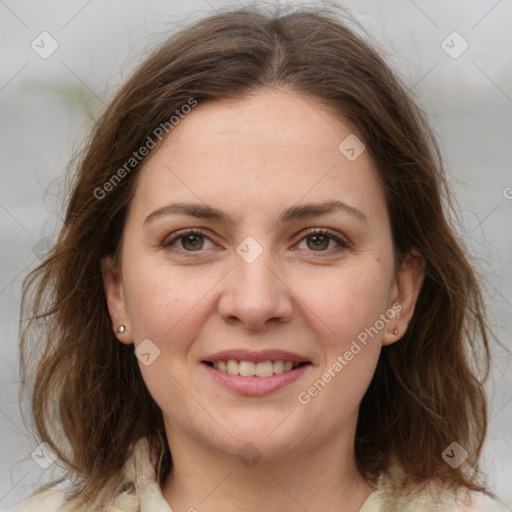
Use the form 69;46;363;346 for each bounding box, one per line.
388;327;398;335
116;325;126;333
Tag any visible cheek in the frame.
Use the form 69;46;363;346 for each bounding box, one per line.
293;264;388;421
294;261;391;347
122;254;214;340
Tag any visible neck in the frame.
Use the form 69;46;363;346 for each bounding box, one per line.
161;422;375;512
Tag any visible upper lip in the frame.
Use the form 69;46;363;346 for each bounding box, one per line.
203;349;310;364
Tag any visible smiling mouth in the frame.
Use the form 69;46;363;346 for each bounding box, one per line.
202;359;310;377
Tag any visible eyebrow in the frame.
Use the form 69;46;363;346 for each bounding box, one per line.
144;200;367;226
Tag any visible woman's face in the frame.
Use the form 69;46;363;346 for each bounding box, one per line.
103;88;423;460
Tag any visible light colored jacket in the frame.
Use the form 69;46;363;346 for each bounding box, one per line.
5;437;471;512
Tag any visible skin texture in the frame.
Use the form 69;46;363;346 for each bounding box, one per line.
102;88;425;512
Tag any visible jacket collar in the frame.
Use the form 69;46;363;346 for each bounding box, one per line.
107;436;172;512
109;437;458;512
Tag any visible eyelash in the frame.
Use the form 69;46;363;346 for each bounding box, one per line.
162;227;351;257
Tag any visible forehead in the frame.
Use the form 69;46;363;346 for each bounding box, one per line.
128;89;388;227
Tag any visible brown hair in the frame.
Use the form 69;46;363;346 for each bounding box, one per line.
20;2;493;509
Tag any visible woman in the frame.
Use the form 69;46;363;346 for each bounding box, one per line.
11;3;493;511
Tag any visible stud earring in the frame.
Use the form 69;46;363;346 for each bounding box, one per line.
388;327;398;335
116;325;126;333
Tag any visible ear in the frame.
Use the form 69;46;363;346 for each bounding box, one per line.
101;254;132;345
382;248;425;346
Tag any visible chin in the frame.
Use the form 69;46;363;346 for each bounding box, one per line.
197;411;316;461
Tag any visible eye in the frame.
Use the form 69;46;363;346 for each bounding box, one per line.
163;229;215;252
295;228;351;255
162;228;351;256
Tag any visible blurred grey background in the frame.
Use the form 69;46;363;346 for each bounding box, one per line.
1;0;511;510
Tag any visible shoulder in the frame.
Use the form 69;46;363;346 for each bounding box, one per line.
4;487;69;512
4;437;165;512
361;483;460;511
359;464;470;512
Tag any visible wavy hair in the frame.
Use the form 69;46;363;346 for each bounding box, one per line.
19;2;492;509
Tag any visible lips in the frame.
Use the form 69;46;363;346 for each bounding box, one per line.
206;359;304;377
201;349;311;395
203;349;310;365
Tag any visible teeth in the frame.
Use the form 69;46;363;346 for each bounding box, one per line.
211;359;303;377
255;361;274;377
239;360;256;377
227;359;239;375
273;360;284;374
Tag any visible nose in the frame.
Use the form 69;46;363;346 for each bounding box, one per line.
217;245;294;331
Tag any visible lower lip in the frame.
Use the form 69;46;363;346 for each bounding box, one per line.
202;363;310;395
